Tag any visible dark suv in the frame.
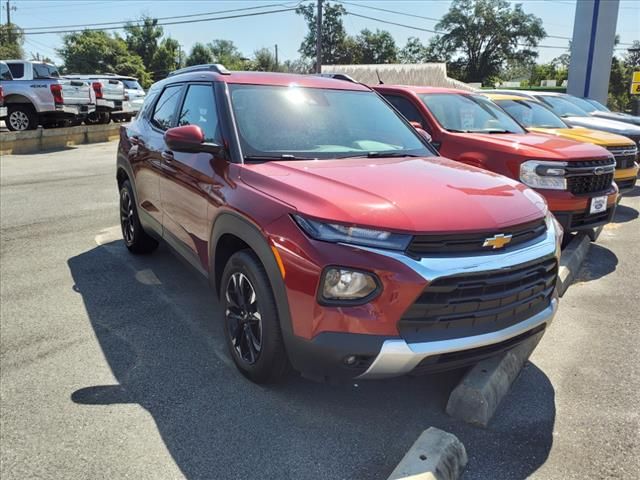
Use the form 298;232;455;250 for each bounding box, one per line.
117;65;561;383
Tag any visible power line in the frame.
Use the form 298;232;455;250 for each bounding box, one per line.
21;7;299;35
336;0;441;23
21;1;304;31
344;10;570;50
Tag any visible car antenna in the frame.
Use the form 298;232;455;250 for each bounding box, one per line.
376;69;384;85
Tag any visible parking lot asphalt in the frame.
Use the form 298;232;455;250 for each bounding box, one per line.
1;142;638;480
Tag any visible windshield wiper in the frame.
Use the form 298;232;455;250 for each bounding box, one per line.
337;152;422;159
483;129;513;134
243;154;316;162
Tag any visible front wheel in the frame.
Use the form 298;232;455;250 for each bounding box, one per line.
119;180;158;254
220;251;290;383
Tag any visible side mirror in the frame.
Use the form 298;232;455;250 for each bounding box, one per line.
164;125;221;154
409;121;432;143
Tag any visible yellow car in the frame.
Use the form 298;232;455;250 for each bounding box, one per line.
485;93;639;193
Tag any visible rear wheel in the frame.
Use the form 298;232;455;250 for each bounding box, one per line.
98;112;111;124
221;251;290;383
119;180;158;254
6;105;37;131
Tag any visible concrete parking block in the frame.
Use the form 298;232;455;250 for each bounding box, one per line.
387;427;467;480
557;233;591;297
446;332;543;427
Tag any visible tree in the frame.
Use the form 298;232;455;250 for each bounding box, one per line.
29;52;54;63
58;30;151;86
625;40;640;70
353;29;397;64
150;37;182;80
296;2;354;67
251;48;279;72
399;37;428;64
435;0;546;84
0;23;24;59
282;58;312;74
185;42;213;66
208;39;247;69
124;17;164;69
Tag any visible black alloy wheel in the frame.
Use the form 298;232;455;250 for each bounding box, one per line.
225;272;263;365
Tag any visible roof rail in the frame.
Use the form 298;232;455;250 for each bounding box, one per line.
168;64;230;77
314;72;357;83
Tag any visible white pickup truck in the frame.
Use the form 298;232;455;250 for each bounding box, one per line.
101;75;145;122
0;60;96;131
64;74;127;124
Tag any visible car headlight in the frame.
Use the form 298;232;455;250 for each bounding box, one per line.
545;210;563;252
520;160;567;190
293;215;412;250
320;267;379;303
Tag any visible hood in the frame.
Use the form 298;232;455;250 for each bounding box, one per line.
240;157;547;233
527;127;636;147
462;132;611;161
592;111;640;126
564;116;640;136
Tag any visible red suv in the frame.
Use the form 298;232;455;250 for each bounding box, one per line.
374;86;618;237
117;65;562;383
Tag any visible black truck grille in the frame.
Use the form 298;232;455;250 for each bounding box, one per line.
407;218;547;256
565;159;615;195
398;257;557;343
607;146;638;170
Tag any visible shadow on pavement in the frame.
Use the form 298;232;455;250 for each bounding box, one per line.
68;240;556;480
574;244;618;283
611;204;639;224
621;185;640;198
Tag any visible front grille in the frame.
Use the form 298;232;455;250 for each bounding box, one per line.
607;146;638;170
407;218;547;256
398;257;557;343
565;159;615;195
570;207;613;228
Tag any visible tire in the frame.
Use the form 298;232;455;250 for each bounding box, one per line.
220;250;290;384
84;112;100;125
6;105;38;131
119;180;158;254
98;112;111;124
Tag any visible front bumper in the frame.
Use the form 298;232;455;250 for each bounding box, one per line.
358;298;557;379
614;164;639;194
553;205;616;232
283;215;561;381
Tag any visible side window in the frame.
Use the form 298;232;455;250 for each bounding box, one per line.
138;90;159;120
177;84;221;143
0;63;12;80
384;94;425;126
7;63;24;79
151;85;183;130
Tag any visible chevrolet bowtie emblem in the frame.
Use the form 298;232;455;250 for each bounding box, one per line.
483;233;513;249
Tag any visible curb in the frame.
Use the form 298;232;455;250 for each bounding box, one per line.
0;123;123;154
557;233;590;297
387;427;467;480
445;332;544;427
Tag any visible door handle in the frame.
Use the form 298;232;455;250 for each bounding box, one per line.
161;151;174;162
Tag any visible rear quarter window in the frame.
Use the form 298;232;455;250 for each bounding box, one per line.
7;63;24;79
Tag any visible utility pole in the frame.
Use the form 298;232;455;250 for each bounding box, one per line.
315;0;323;73
275;44;278;70
6;0;16;43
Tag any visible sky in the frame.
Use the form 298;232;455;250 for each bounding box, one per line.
5;0;640;67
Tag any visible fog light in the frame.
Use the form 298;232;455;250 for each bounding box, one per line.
321;267;379;302
344;355;357;365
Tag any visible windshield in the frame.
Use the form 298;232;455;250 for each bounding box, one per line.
585;98;610;112
122;79;143;90
229;85;431;160
419;93;525;134
538;95;589;117
563;95;599;113
495;99;567;129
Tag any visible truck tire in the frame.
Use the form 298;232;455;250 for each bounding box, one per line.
98;112;111;124
6;105;38;131
84;112;100;125
220;250;290;384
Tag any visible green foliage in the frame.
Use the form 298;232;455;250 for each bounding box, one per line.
185;42;213;66
209;39;248;70
0;23;24;59
57;30;151;87
296;2;354;66
150;38;182;80
124;17;163;69
250;48;279;72
436;0;546;84
353;29;397;64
